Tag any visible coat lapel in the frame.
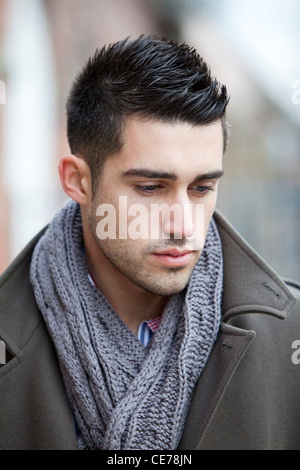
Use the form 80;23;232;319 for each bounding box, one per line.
178;211;297;449
0;229;79;450
178;322;255;449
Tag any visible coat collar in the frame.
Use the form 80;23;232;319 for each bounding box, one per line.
213;210;297;322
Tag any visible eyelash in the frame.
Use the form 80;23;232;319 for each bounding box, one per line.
134;185;215;196
135;185;162;194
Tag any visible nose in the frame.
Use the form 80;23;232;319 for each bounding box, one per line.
161;200;195;240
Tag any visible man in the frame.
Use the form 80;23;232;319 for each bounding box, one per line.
0;35;299;450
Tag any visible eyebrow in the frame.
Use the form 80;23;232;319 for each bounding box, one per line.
122;168;224;182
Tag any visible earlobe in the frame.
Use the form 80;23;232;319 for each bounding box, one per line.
58;154;91;204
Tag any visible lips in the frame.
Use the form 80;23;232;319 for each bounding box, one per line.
151;248;195;267
154;248;193;257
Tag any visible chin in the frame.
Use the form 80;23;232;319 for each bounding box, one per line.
141;277;190;297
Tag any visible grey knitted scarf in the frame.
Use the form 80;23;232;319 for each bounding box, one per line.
30;200;223;450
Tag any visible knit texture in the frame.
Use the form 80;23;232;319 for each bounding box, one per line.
30;200;223;450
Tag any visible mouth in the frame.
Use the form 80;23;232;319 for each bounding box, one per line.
151;248;196;267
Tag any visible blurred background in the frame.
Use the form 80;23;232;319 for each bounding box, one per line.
0;0;299;280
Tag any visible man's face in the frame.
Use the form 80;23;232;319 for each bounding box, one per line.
87;117;224;296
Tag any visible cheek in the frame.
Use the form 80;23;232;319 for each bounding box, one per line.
203;192;218;227
100;239;148;267
207;188;218;211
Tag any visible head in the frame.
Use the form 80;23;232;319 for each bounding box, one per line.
65;35;229;197
60;35;229;297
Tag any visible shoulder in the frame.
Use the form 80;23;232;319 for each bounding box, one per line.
0;227;47;290
0;227;47;348
284;279;300;293
284;279;300;315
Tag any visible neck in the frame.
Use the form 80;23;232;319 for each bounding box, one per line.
83;232;169;336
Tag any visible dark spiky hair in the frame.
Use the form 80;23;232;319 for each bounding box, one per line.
66;35;229;196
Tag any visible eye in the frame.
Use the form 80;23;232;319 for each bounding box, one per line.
134;184;163;195
190;185;215;196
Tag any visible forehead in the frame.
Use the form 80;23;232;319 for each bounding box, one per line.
105;117;224;178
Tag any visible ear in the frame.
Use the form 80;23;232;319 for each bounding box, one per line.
58;154;91;205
